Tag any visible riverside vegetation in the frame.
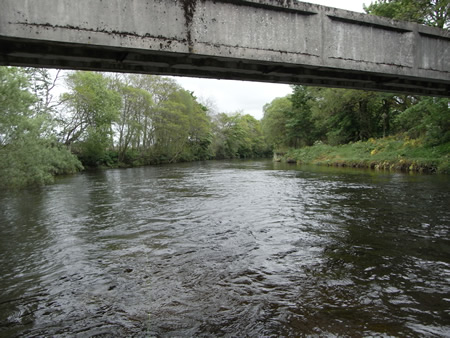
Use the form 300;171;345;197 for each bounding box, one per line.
0;68;270;189
0;0;448;188
263;86;449;174
279;137;450;174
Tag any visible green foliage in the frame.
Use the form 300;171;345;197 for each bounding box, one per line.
60;71;121;167
234;114;268;158
106;75;214;166
152;89;211;163
288;86;317;147
211;113;243;159
56;71;267;168
262;96;292;148
114;79;153;164
262;87;317;149
61;72;118;141
263;87;398;149
0;67;37;145
284;135;450;174
260;0;448;156
3;58;448;190
0;67;82;189
395;97;450;146
211;112;269;159
1;135;82;188
263;81;448;151
311;88;387;145
364;0;449;28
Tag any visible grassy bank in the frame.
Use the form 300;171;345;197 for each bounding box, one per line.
279;136;450;174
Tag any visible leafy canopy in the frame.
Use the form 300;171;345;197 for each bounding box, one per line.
364;0;449;28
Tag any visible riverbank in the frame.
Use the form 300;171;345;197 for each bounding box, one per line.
278;136;450;174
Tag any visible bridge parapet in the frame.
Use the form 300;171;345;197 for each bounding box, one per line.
0;0;448;96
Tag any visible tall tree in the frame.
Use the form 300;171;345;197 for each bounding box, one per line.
128;75;181;150
153;89;212;162
109;74;154;164
182;91;212;161
261;88;317;149
59;71;121;166
237;114;268;158
288;86;317;147
261;96;292;149
26;68;62;117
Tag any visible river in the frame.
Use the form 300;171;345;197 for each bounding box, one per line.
1;160;449;337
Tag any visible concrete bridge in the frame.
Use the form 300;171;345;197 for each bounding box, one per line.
0;0;448;96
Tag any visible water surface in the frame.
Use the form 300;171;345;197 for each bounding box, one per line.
1;160;449;336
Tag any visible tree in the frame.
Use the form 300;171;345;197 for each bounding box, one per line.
182;91;212;161
60;71;121;166
261;96;292;149
0;67;36;147
0;67;81;189
105;74;213;165
128;75;183;153
210;112;268;159
109;74;154;164
288;86;317;147
310;88;386;145
364;0;449;28
240;114;268;158
365;1;449;145
153;89;212;162
262;88;317;149
394;97;450;145
25;68;62;117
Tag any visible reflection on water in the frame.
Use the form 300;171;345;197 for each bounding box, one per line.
1;160;449;336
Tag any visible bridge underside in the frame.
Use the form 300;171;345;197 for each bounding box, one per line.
2;36;448;96
0;0;448;96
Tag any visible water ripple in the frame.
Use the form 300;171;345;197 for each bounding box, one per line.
1;160;449;337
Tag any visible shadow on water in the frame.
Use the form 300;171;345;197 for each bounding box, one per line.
1;160;449;336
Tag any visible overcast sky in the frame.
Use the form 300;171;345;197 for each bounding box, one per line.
174;0;370;119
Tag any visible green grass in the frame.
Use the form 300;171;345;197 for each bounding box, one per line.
281;136;450;174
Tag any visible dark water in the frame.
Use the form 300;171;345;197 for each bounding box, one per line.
1;160;449;337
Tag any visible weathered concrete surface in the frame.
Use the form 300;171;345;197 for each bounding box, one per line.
0;0;448;96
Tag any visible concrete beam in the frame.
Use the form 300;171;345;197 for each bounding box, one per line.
0;0;448;96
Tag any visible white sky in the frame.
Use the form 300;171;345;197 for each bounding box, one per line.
174;0;370;119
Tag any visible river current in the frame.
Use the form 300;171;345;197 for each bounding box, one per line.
1;160;449;337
